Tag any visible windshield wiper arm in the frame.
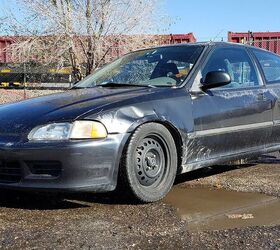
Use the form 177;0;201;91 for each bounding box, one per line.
71;85;95;89
99;82;155;88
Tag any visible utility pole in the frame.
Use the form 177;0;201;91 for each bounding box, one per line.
248;31;253;45
23;62;26;99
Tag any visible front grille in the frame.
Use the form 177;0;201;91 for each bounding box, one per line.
0;161;22;183
27;161;62;178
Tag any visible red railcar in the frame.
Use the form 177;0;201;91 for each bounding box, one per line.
0;33;197;64
0;33;197;86
105;33;197;63
165;33;196;44
228;31;280;55
0;36;14;63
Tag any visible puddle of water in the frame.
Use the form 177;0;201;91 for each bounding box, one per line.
163;187;280;231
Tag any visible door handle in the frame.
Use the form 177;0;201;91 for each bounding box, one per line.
256;93;266;101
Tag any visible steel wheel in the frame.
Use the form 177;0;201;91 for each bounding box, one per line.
118;123;177;203
135;135;168;187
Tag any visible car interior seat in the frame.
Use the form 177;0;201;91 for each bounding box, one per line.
151;62;179;79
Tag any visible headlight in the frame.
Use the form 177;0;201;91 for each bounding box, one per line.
28;123;72;141
28;121;107;141
70;121;107;139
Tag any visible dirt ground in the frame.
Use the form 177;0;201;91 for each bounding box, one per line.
0;161;278;250
0;90;279;249
179;156;280;198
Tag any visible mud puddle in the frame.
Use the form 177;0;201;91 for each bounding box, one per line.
163;186;280;231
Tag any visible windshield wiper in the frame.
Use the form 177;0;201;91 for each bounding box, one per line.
71;84;97;89
72;82;157;89
71;86;91;89
99;82;156;88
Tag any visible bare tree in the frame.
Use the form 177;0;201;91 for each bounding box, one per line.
2;0;169;80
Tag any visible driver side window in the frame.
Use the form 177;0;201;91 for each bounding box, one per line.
202;47;260;89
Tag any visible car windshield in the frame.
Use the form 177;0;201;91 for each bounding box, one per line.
75;45;204;88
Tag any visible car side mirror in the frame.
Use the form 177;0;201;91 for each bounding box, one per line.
201;71;231;91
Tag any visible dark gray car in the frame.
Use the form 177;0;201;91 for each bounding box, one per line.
0;42;279;202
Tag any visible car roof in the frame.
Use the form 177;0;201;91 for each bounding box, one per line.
130;41;278;59
157;41;253;48
154;41;276;54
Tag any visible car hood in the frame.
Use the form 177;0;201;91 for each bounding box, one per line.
0;87;165;141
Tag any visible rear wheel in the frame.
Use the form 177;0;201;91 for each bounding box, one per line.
119;123;177;203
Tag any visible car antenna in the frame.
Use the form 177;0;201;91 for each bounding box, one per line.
211;29;225;42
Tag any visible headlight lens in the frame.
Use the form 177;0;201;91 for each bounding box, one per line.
28;121;107;141
28;123;72;141
70;121;107;139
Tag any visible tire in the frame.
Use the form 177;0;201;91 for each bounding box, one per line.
118;123;177;203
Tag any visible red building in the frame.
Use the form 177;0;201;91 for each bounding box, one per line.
228;31;280;54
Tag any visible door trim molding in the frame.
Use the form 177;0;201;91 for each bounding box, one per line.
188;121;273;139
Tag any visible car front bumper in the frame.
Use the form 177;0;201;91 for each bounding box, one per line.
0;133;130;192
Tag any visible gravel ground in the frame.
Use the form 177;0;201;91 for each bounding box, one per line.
0;193;194;249
178;160;280;198
192;226;280;250
0;164;279;250
0;90;279;249
0;89;62;104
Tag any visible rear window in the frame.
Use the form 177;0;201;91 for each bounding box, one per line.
253;50;280;84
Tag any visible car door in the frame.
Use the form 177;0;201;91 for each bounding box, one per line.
187;46;273;164
252;48;280;147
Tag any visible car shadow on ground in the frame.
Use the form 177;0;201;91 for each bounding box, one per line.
174;163;254;185
175;154;280;184
0;190;90;210
254;153;280;163
0;155;278;210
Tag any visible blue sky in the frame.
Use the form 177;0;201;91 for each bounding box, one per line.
1;0;280;41
166;0;280;41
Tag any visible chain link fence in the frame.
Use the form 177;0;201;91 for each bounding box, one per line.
0;62;67;102
4;37;279;92
245;39;280;55
0;62;73;90
0;41;172;90
0;33;195;91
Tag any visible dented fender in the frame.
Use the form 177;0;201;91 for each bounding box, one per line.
84;90;194;136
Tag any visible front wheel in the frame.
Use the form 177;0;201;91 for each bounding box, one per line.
119;123;178;203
